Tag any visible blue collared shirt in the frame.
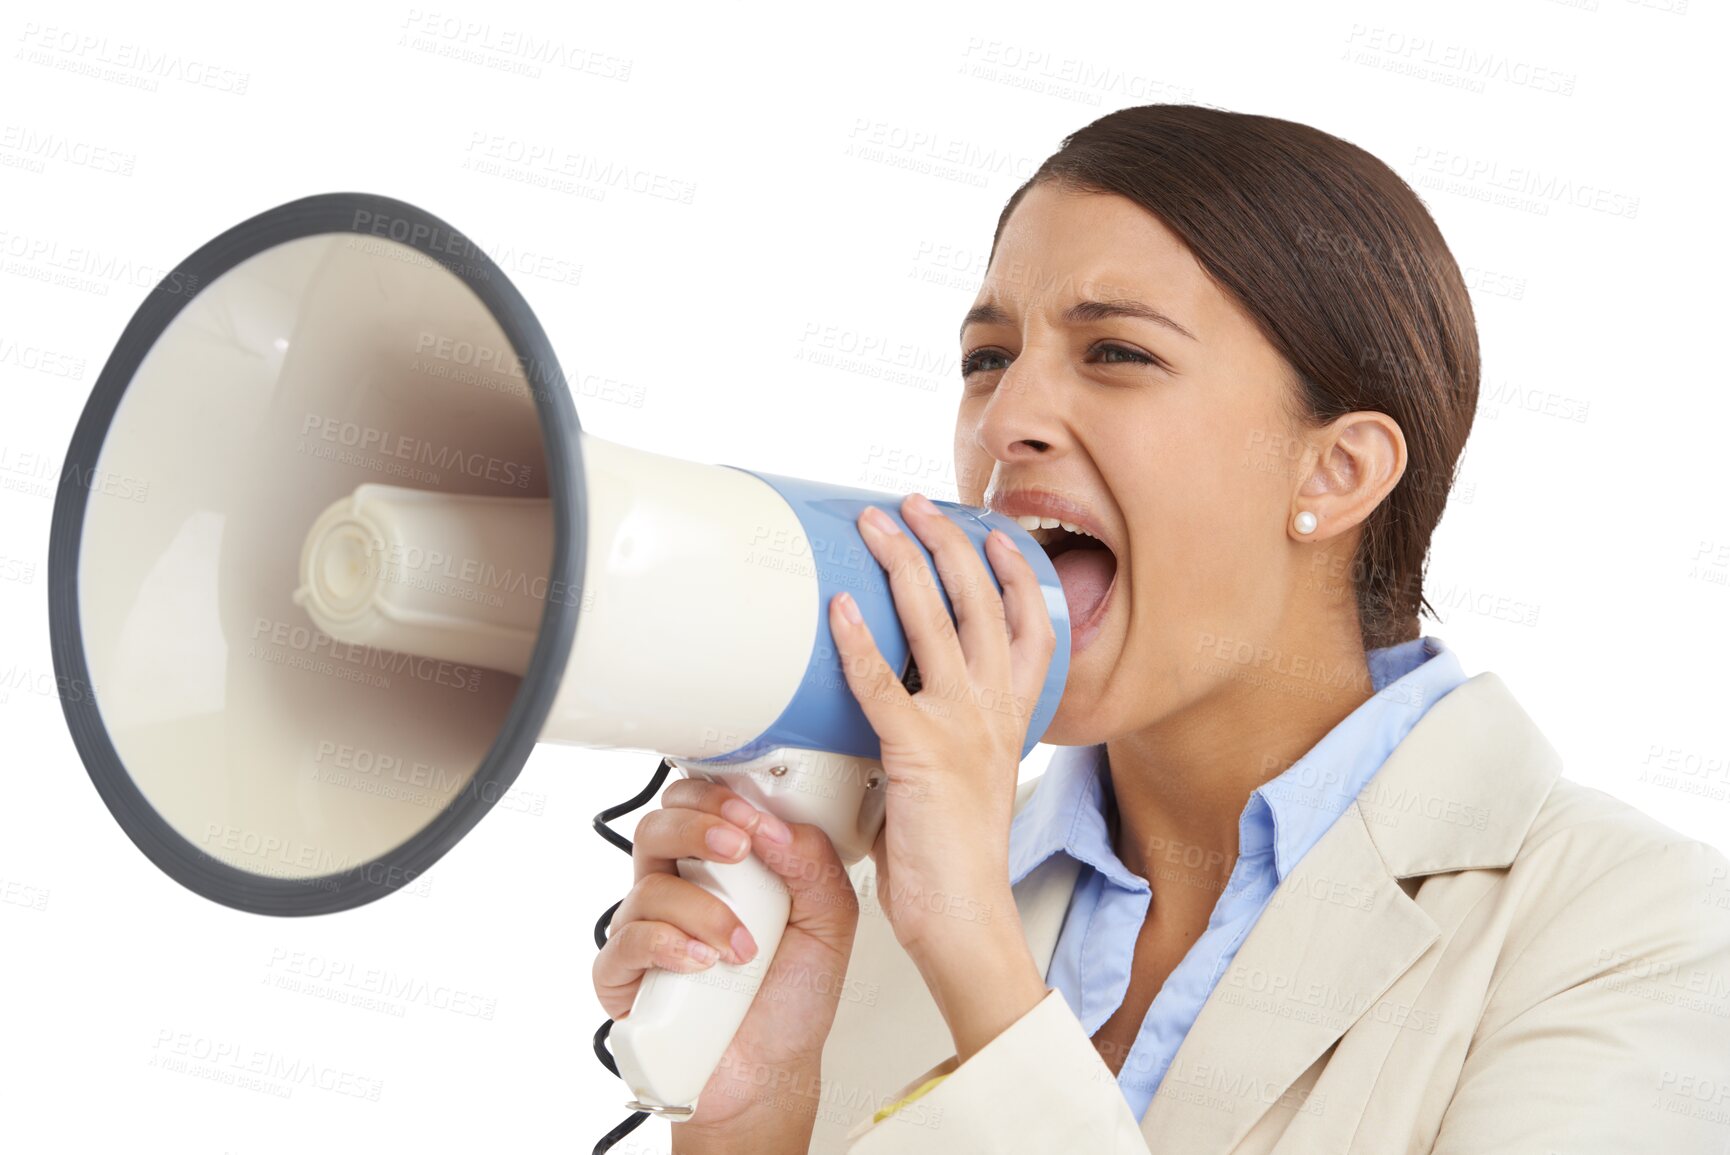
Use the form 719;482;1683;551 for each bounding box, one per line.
1006;635;1468;1120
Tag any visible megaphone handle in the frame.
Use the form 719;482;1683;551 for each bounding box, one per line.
607;849;793;1118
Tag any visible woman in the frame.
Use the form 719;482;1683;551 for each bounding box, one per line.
592;105;1730;1153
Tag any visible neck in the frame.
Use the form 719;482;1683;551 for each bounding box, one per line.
1103;627;1376;928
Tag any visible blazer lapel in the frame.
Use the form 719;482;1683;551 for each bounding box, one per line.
1134;800;1439;1150
1014;850;1084;975
1135;671;1562;1153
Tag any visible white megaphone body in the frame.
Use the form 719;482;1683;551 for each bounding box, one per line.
47;194;1070;1128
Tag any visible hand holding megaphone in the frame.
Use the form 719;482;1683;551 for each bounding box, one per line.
826;496;1062;958
595;776;864;1140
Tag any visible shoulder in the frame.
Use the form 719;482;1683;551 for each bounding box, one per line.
1472;775;1730;1025
1511;774;1730;894
1397;670;1728;908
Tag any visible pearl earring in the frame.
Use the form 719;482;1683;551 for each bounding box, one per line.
1294;510;1318;535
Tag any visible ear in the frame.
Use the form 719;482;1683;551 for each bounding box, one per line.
1289;411;1406;543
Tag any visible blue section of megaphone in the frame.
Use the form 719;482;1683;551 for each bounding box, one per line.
705;469;1071;765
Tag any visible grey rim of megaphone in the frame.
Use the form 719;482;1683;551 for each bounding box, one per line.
45;192;586;917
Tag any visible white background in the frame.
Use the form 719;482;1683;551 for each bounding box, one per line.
1;0;1724;1151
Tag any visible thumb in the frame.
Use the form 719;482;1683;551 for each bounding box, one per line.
753;821;859;924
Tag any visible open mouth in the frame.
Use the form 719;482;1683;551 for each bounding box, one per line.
1022;522;1119;650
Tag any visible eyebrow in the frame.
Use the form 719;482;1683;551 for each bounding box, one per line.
959;297;1199;343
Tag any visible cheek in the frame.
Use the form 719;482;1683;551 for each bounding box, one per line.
1145;406;1275;525
1127;427;1288;615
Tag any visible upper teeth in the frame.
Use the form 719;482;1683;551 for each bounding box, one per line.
1012;514;1097;541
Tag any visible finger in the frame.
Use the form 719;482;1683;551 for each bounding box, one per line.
611;871;758;966
986;528;1060;715
748;812;840;891
856;503;965;694
632;778;794;883
637;778;855;935
901;492;1009;685
593;918;724;1020
829;590;919;738
668;781;851;907
632;804;751;884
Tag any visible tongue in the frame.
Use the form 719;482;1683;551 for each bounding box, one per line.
1050;547;1116;627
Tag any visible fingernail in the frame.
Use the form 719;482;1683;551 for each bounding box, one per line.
756;811;793;844
731;925;758;963
688;939;719;964
863;506;902;535
720;798;759;830
836;592;863;626
907;492;937;516
706;825;748;859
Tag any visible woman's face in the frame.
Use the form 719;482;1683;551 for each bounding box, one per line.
954;181;1334;745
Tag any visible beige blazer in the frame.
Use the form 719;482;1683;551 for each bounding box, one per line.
811;672;1730;1153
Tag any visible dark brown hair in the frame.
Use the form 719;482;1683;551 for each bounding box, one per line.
989;104;1479;652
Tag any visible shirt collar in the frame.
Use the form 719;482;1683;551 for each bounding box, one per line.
1008;740;1145;891
1008;636;1467;890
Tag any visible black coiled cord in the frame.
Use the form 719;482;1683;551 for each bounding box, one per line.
591;756;676;1155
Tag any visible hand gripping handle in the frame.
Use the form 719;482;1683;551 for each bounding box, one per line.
607;850;792;1118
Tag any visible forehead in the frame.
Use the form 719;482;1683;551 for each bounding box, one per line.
979;183;1216;325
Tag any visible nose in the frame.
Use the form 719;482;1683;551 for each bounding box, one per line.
968;356;1070;464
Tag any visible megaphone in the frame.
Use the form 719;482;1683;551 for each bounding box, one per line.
46;193;1070;1132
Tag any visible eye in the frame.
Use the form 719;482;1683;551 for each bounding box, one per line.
961;347;1012;376
1089;341;1164;369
